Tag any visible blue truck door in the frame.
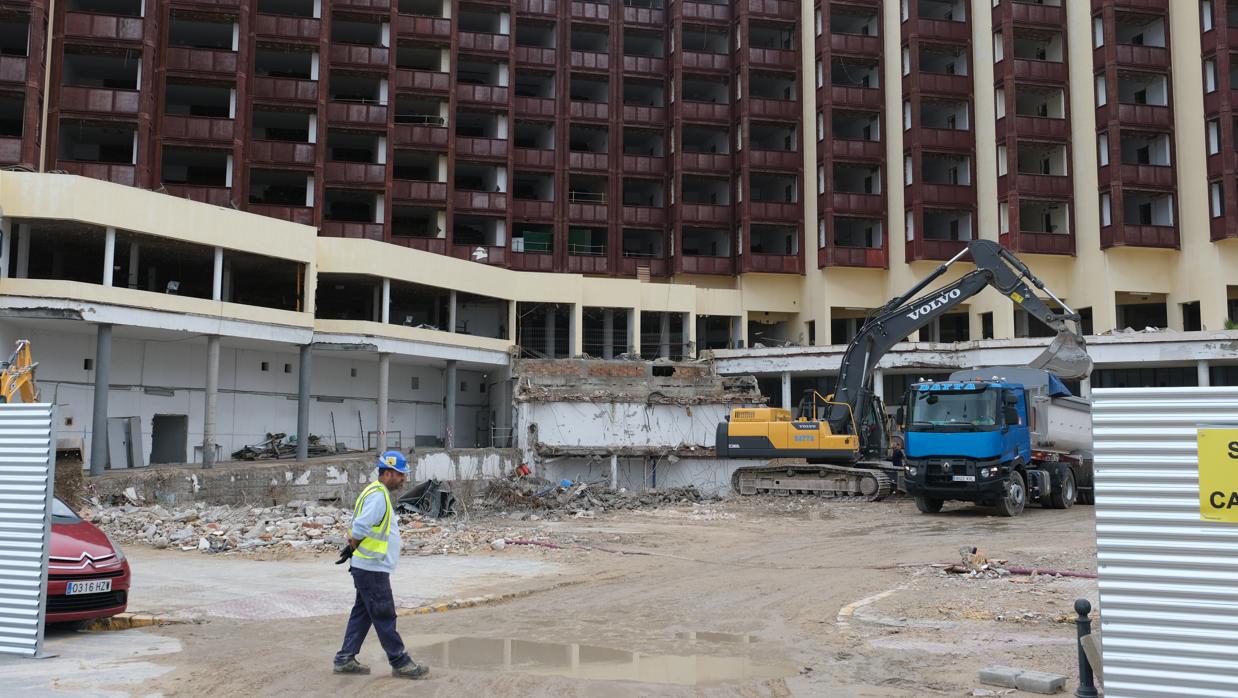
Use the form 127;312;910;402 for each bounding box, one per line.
1005;389;1031;464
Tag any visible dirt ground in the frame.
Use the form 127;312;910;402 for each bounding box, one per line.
121;496;1099;697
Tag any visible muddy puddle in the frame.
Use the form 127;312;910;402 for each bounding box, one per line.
407;634;792;685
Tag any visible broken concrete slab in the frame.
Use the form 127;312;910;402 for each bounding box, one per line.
1015;670;1067;694
978;665;1021;688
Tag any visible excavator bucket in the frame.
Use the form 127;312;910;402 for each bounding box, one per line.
1028;331;1093;380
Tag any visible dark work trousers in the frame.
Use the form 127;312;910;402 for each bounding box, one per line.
335;567;412;668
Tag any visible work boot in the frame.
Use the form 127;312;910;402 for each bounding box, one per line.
391;660;430;679
333;657;371;675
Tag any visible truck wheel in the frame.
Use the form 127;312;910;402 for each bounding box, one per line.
996;471;1027;517
914;496;944;514
1050;469;1076;509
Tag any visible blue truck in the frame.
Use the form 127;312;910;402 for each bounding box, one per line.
899;366;1093;517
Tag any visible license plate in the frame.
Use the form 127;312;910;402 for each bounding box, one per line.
952;475;976;482
66;579;112;595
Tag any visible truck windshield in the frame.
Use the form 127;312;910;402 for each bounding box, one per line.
906;389;999;431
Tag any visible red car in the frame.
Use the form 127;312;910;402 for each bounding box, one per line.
46;497;131;624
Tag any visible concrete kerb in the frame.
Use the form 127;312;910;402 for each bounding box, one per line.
83;612;198;631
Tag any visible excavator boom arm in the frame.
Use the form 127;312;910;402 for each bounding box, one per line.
0;340;39;404
827;240;1089;441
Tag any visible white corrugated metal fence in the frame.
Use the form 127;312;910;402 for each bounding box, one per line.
0;404;55;657
1093;387;1238;698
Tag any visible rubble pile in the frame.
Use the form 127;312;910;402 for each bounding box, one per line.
479;478;710;516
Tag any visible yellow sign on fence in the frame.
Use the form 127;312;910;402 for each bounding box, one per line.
1197;428;1238;523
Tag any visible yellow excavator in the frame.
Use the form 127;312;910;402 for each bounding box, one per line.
0;339;39;404
716;240;1093;500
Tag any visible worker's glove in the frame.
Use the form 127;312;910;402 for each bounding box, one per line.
335;544;352;565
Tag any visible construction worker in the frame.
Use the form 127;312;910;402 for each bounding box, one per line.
332;450;430;679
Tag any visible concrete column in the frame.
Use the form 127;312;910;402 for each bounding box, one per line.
212;247;223;301
684;312;695;359
445;360;458;448
376;353;390;452
381;278;391;325
1198;360;1211;388
15;223;29;278
602;308;615;359
628;308;640;356
1079;377;1092;400
659;312;671;359
127;243;140;288
296;345;312;461
448;290;457;333
102;227;116;287
610;453;618;490
203;335;220;468
89;324;113;476
780;371;792;410
0;217;10;279
544;308;556;357
506;301;517;342
870;368;885;402
372;285;382;323
731;313;746;349
570;303;583;357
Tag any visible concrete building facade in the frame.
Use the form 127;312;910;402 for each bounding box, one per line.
4;1;1238;474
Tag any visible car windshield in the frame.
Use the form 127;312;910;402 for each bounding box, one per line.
51;497;81;523
906;388;999;431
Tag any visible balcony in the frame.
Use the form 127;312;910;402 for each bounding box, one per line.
570;51;609;71
329;44;389;69
568;199;608;222
682;1;728;22
681;152;730;172
748;47;796;70
831;85;882;109
623;154;664;175
831;33;881;55
392;123;447;147
254;14;321;41
161;115;234;143
907;18;970;43
997;116;1068;141
64;12;144;42
58;86;139;115
515;46;556;66
391;236;447;254
395;15;452;38
832;139;882;160
622;205;665;226
335;0;391;10
917;183;974;207
457;137;507;159
677;203;731;224
1001;230;1073;256
570;101;609;120
251;77;318;103
1006;1;1065;27
911;73;970;97
678;254;734;275
512;199;554;219
249;140;317;166
624;4;664;26
749;149;799;170
165;47;237;76
747;98;798;121
0;56;25;85
1012;59;1067;84
906;237;968;262
623;55;664;75
1117;164;1175;188
0;137;20;164
744;253;801;274
821;245;886;269
510;251;556;272
459;32;510;54
454;190;508;210
621;255;668;277
394;68;449;93
248;204;314;226
324;161;386;187
320;220;385;239
623;105;664;125
1113;44;1168;71
326;101;388;126
514;148;554;167
390;180;447;203
748;201;798;220
680;101;729;122
571;0;609;21
163;184;233;207
568;151;608;170
832;192;883;215
515;0;557;15
567;253;609;275
456;84;509;106
1101;224;1177;249
1112;103;1172;128
682;51;728;72
1005;173;1071;198
57;161;137;186
746;0;796;20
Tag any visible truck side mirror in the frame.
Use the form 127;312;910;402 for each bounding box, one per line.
1004;392;1019;406
896;406;905;427
1003;406;1020;425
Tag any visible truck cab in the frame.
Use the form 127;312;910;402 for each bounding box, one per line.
899;367;1092;516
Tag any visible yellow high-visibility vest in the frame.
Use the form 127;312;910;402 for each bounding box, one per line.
352;481;393;560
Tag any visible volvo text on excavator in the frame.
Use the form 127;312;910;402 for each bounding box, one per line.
715;240;1092;500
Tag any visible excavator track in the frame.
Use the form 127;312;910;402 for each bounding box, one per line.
731;459;898;502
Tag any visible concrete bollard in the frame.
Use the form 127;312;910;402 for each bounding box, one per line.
1074;598;1099;698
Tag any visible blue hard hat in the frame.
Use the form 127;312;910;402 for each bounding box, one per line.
378;450;410;474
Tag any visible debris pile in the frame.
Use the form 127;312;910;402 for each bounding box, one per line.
231;433;337;461
479;478;708;516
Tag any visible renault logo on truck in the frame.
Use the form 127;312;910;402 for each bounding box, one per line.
906;289;962;320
